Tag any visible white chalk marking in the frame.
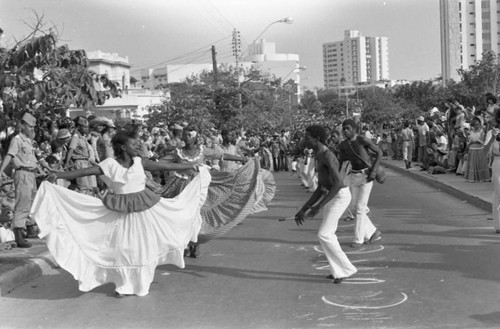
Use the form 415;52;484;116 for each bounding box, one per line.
317;315;339;321
346;245;385;254
342;277;386;284
322;292;408;309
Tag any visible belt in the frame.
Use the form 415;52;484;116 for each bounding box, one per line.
17;167;38;173
350;168;369;174
403;140;412;141
73;157;89;160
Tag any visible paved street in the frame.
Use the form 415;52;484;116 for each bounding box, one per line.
1;169;499;329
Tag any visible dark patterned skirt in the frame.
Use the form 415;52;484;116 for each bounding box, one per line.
149;158;275;243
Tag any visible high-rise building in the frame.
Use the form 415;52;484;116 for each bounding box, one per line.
322;30;389;90
440;0;500;83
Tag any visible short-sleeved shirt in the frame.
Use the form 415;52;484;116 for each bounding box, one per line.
68;131;90;160
7;133;38;169
401;128;414;141
417;124;429;146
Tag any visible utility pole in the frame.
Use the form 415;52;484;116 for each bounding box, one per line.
212;45;218;113
211;45;218;76
232;29;242;110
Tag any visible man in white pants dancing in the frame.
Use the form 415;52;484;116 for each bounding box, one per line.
294;125;357;283
339;119;382;248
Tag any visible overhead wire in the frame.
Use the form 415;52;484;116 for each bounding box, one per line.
130;35;232;73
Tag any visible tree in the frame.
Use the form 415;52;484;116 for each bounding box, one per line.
358;87;403;124
458;51;500;100
0;14;120;131
145;65;292;133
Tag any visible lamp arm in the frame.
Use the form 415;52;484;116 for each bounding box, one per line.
251;21;279;44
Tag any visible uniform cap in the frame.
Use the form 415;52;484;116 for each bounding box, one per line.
417;116;425;122
22;113;36;126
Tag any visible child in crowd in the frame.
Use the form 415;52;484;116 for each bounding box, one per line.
291;155;299;176
379;133;390;160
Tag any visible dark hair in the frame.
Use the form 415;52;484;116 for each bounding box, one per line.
45;154;59;165
305;125;327;144
486;94;497;104
111;130;136;157
342;119;358;131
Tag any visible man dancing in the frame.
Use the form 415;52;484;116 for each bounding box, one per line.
339;119;382;248
294;125;357;283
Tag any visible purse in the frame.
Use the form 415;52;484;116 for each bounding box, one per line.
346;138;386;184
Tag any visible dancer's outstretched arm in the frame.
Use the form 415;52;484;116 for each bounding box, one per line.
142;159;198;172
46;166;103;183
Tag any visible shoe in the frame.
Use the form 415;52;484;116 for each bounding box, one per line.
189;243;200;258
14;228;31;248
350;242;363;248
496;229;500;234
366;230;382;244
25;225;39;239
114;291;133;298
342;216;354;222
325;275;344;284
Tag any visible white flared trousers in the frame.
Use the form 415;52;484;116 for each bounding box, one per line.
349;172;377;244
318;187;357;279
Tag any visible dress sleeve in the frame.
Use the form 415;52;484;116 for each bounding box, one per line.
98;158;127;183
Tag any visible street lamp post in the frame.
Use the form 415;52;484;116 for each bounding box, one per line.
251;17;294;45
242;17;294;59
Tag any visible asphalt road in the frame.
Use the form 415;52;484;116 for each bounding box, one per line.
1;169;499;329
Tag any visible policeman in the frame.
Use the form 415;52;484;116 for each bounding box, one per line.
0;113;42;248
64;116;95;195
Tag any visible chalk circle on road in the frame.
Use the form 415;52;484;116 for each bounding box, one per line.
322;290;408;310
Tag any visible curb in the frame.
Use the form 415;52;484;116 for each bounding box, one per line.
0;251;58;296
381;161;492;212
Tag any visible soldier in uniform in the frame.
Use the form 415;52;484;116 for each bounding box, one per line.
64;116;95;195
0;113;42;248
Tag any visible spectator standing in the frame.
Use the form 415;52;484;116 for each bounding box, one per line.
416;116;429;170
0;113;41;248
465;116;490;182
401;121;415;169
64;117;96;195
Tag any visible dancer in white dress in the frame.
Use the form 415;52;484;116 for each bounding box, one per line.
31;130;210;297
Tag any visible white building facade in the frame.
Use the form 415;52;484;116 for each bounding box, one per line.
87;50;131;90
440;0;500;83
322;30;389;90
70;50;163;120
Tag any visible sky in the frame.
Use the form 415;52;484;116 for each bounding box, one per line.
1;0;441;90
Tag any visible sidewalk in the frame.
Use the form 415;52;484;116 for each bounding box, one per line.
381;158;492;212
0;160;494;296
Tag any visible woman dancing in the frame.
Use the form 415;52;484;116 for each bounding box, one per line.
31;130;210;297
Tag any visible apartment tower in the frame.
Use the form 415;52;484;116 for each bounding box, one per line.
322;30;389;89
440;0;500;82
